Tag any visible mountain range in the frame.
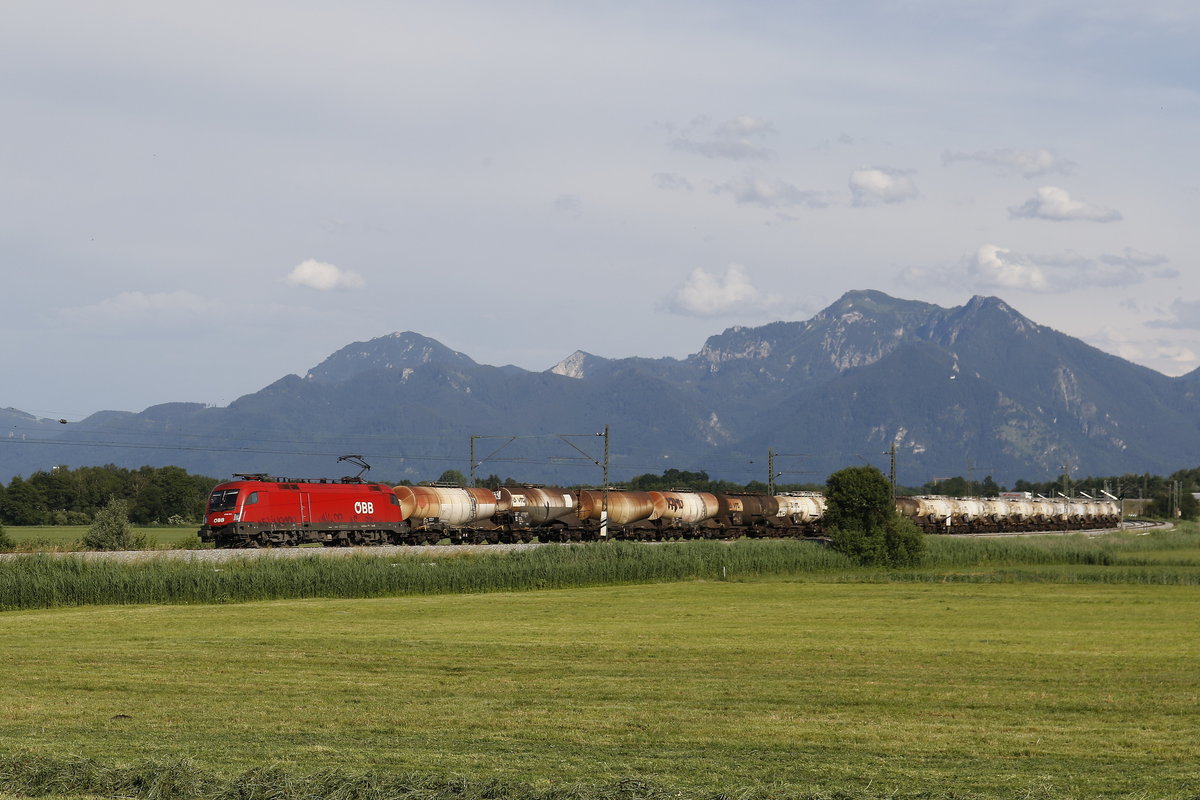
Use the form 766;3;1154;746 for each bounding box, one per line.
4;290;1200;487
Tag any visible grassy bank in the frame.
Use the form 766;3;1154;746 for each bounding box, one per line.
2;580;1197;798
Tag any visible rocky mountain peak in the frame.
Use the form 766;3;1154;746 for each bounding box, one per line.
922;294;1041;347
549;350;606;380
304;331;477;384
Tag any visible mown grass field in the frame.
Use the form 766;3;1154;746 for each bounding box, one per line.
1;528;1198;799
3;581;1198;798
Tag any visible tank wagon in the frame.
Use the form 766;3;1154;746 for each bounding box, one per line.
198;476;1120;548
895;495;1120;533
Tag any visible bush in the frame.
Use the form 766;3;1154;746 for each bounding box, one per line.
825;465;926;567
0;522;13;552
882;516;926;567
82;497;150;551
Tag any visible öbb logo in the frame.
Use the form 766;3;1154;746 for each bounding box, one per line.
354;501;375;515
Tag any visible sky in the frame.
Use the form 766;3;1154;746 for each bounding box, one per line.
3;1;1199;420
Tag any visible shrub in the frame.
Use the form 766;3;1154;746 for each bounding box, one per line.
882;516;926;567
0;522;13;552
82;497;150;551
825;465;926;567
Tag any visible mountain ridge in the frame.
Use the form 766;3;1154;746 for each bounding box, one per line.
4;291;1198;486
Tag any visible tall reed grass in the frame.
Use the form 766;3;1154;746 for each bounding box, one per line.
0;540;850;611
3;530;1197;612
924;527;1200;567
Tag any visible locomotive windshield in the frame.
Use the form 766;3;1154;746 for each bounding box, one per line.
208;488;240;512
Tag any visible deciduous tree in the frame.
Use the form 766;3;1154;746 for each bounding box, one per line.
825;465;925;567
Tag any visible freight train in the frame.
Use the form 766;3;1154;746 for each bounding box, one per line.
197;474;1122;548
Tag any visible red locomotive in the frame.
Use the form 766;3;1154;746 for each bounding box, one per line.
199;472;405;548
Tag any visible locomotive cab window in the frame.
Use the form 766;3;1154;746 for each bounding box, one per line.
208;489;240;512
245;492;259;505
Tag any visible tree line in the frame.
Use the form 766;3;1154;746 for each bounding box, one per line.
0;465;219;526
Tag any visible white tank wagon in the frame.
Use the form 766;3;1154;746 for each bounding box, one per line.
1045;499;1071;526
648;491;721;528
895;496;956;530
981;498;1014;526
952;498;988;529
772;492;826;534
1002;497;1036;525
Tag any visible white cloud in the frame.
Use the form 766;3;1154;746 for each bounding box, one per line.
285;259;365;291
668;115;775;160
901;245;1173;293
1008;186;1122;222
942;148;1074;178
849;167;918;206
968;244;1049;291
715;174;828;209
664;263;774;317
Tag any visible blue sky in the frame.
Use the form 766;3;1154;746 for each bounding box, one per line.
3;1;1198;419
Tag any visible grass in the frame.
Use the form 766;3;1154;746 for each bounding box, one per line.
1;527;1198;799
2;528;1199;613
1;580;1197;799
0;540;852;611
2;525;203;551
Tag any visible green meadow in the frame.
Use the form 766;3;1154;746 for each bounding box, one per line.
1;528;1198;800
2;525;201;550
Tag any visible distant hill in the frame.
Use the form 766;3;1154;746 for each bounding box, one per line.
4;292;1199;486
